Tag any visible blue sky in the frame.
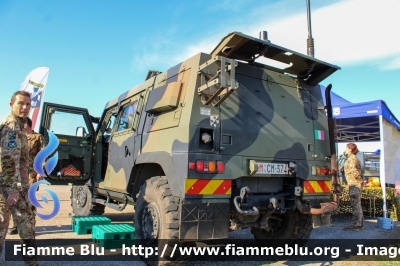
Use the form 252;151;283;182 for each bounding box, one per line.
1;0;399;122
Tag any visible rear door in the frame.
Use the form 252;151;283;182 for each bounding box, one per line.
219;65;315;161
39;102;95;185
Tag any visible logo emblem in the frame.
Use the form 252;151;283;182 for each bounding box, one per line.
210;115;219;127
31;130;60;220
333;107;340;116
28;180;60;220
8;131;16;139
34;130;59;176
7;140;17;149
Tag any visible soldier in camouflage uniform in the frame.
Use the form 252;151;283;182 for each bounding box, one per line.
9;117;44;235
343;142;364;231
0;91;37;265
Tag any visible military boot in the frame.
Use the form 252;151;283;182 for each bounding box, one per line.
343;225;360;231
8;227;18;235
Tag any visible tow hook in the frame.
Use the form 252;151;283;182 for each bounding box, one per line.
233;186;259;216
268;197;277;211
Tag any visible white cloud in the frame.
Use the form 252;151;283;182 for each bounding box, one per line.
311;0;400;68
382;55;400;71
131;0;400;73
247;0;400;70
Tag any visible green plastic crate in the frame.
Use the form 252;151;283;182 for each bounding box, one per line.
72;216;111;235
92;224;136;249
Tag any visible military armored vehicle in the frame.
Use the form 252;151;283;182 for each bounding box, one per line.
40;31;340;249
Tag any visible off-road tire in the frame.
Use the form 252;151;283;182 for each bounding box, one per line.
251;209;312;245
134;176;181;264
71;185;105;216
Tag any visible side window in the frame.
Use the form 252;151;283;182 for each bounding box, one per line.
116;102;138;132
50;110;89;136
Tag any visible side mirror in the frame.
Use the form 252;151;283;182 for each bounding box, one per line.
76;126;87;137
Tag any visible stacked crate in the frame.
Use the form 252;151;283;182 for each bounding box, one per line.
71;216;136;249
92;224;136;249
72;216;111;235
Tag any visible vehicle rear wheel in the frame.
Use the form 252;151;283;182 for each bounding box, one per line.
251;209;312;245
71;185;105;216
134;176;181;263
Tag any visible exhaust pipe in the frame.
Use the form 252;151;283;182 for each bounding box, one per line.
296;84;340;215
325;84;341;206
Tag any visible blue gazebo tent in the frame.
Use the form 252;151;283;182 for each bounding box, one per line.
321;86;400;142
320;85;400;219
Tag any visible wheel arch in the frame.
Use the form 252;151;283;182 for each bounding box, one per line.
128;151;182;199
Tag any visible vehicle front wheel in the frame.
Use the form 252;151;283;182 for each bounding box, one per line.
134;176;180;262
71;185;105;216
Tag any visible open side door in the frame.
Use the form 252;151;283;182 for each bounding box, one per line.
38;102;95;185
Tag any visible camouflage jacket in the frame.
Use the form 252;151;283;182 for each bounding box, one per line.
0;112;29;193
27;131;45;177
344;153;363;185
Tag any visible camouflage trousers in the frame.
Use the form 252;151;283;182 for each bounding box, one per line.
349;183;364;227
10;174;37;228
0;186;37;266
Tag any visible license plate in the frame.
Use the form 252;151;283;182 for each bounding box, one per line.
256;163;288;174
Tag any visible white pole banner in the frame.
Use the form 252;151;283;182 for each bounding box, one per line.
19;67;50;132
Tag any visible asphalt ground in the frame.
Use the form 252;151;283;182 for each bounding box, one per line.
1;185;399;266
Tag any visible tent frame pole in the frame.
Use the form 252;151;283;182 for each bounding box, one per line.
379;115;387;218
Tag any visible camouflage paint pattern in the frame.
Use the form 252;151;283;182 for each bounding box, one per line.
345;153;364;227
349;184;363;226
0;113;36;265
0;113;30;191
344;153;363;185
95;32;338;198
0;188;37;265
40;32;340;202
27;131;45;185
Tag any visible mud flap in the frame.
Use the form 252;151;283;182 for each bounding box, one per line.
312;213;331;228
179;200;230;240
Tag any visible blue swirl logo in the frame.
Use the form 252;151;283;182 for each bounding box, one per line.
30;130;60;220
28;180;61;220
34;130;59;176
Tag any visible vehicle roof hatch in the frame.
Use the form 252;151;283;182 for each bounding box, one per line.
211;32;340;86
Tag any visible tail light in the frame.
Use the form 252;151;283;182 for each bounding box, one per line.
196;161;204;172
191;160;224;174
217;161;225;173
209;161;216;173
311;166;317;176
323;167;329;175
317;167;322;175
311;166;329;176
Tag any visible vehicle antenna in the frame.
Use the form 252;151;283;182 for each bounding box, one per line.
306;0;315;57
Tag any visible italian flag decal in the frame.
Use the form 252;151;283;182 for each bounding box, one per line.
315;130;325;140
